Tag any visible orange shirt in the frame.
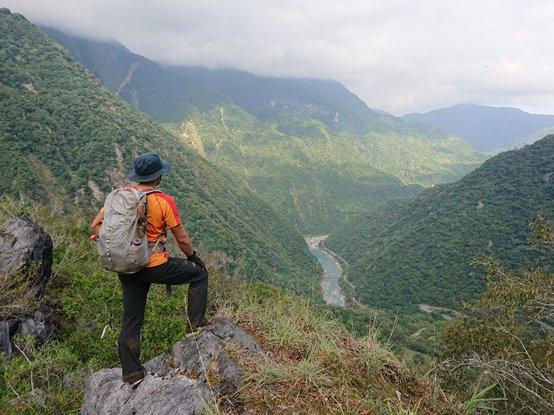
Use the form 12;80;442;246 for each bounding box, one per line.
143;191;181;267
98;189;182;268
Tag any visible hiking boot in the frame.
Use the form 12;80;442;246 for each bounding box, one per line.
122;369;145;385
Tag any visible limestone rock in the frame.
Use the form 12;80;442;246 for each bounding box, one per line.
16;309;53;345
81;368;212;415
0;218;55;357
81;317;263;415
0;217;53;297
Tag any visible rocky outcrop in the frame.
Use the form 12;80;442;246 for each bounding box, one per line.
0;217;55;358
0;217;53;297
81;317;263;415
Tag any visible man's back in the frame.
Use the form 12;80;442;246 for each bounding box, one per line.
144;191;182;267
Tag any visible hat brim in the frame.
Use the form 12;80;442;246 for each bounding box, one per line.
128;161;171;183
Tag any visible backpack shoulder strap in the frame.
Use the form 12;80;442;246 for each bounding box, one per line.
142;189;162;195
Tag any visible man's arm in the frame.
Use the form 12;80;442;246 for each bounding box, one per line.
170;224;206;269
90;210;104;237
169;224;194;257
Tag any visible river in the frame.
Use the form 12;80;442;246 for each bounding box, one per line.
306;235;346;307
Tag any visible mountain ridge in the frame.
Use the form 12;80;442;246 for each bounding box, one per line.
46;28;485;233
404;103;554;152
0;9;321;296
328;135;554;309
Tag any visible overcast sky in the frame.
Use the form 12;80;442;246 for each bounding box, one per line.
4;0;554;115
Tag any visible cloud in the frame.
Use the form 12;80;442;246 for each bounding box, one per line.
4;0;554;114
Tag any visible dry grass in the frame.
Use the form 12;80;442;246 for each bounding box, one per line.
212;282;456;415
0;271;38;322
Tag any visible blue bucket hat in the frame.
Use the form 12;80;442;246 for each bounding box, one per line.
128;152;171;183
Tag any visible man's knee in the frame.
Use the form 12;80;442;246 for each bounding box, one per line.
189;265;208;285
197;266;208;282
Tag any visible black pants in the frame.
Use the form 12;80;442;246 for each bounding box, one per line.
118;257;208;383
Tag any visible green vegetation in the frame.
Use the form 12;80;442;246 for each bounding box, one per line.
440;216;553;414
167;105;483;233
0;199;488;414
0;11;321;297
328;136;554;309
1;11;549;414
48;29;485;233
43;26;230;124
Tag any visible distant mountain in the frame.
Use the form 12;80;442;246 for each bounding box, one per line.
170;66;379;133
403;103;554;152
373;109;395;116
328;136;554;309
47;28;484;233
0;10;321;296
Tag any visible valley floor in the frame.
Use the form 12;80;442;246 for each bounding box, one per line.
306;235;346;307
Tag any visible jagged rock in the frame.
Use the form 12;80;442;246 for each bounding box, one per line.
1;306;57;358
16;309;53;345
209;317;263;353
217;354;243;398
0;217;53;297
81;368;212;415
0;218;55;358
143;353;171;377
81;317;263;415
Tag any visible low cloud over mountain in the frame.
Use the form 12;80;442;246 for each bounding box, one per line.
5;0;554;115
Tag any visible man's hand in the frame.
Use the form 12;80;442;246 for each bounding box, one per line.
90;209;105;237
187;251;206;270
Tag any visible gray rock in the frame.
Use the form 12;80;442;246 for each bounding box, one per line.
172;330;222;378
81;368;212;415
7;318;20;336
208;317;263;352
0;322;12;358
16;310;53;345
216;353;243;398
0;219;56;359
0;217;53;297
144;353;171;377
81;317;264;415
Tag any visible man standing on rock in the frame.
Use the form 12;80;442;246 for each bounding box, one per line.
90;152;208;386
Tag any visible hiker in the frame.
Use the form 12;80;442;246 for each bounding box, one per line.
90;152;208;386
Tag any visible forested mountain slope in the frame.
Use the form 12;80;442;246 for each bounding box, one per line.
171;66;379;133
43;27;230;123
0;9;321;296
47;29;485;233
404;103;554;152
328;136;554;308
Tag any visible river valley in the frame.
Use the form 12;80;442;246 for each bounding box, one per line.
306;235;346;307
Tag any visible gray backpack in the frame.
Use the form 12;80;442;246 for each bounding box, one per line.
97;187;160;274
